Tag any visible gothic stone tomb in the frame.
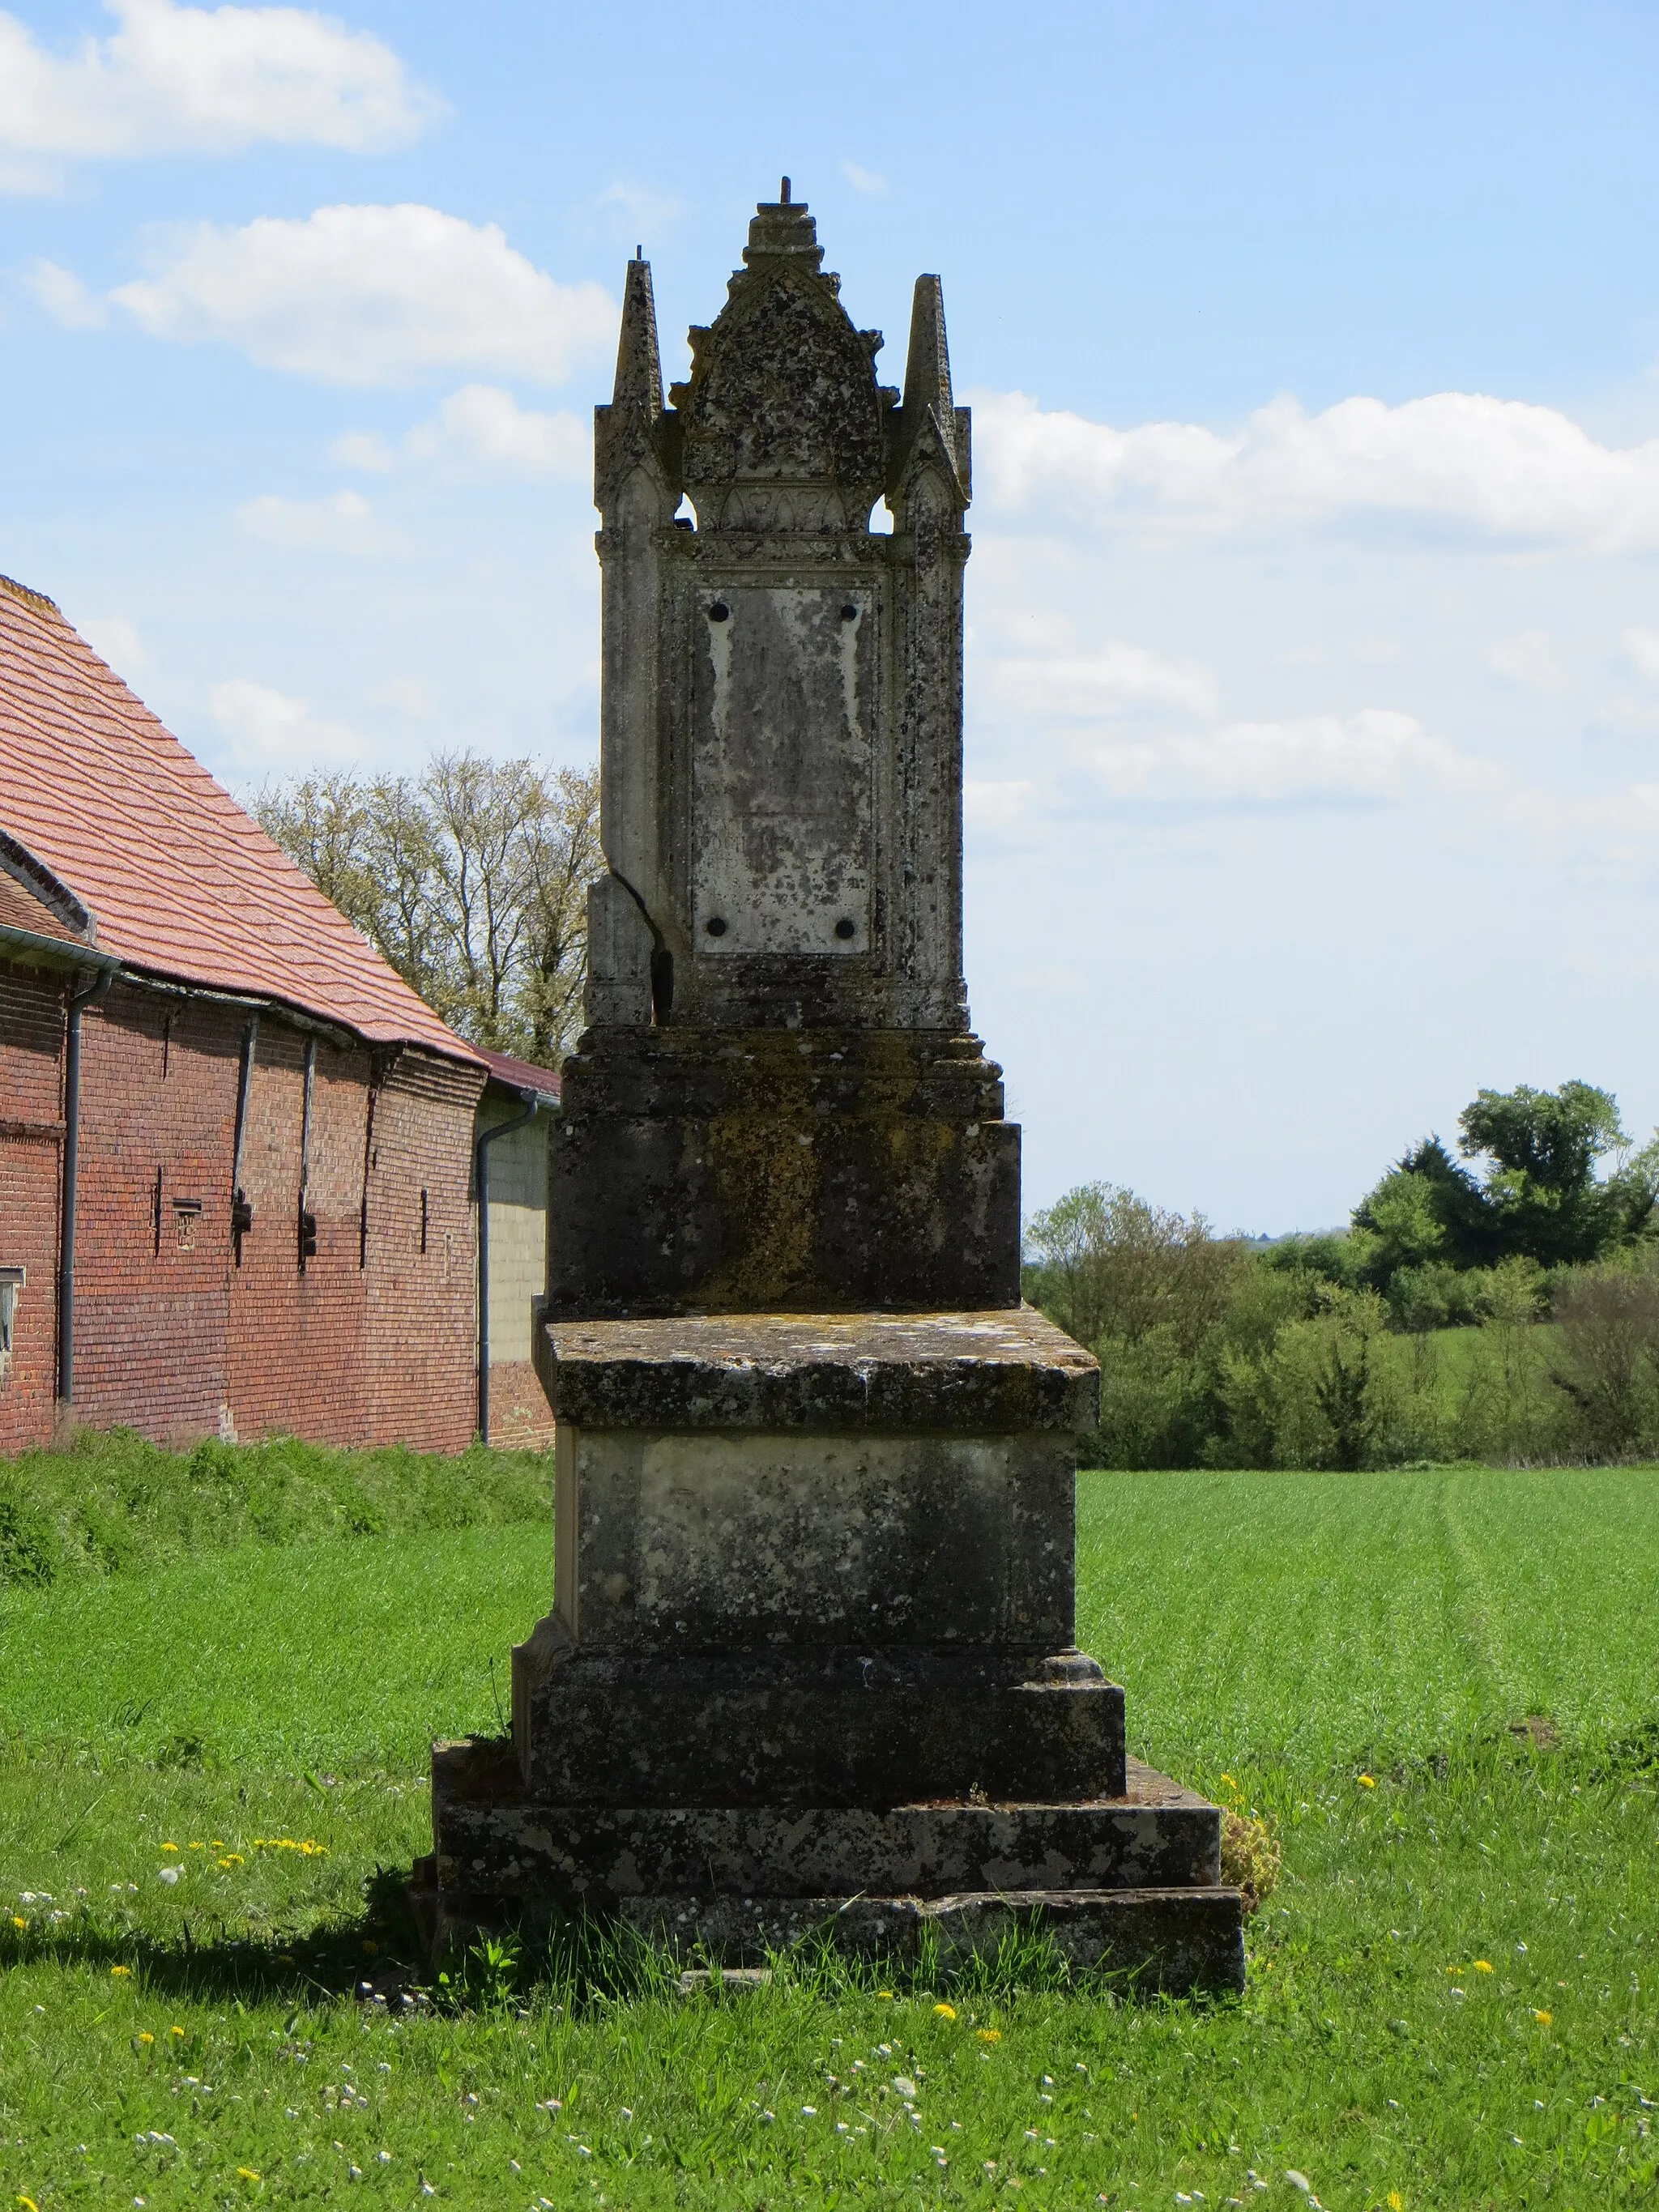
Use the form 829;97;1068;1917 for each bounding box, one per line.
416;187;1244;1992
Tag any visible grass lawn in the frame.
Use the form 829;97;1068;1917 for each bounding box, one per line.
2;1461;1657;2209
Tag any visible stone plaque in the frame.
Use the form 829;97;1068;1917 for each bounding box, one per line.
691;583;873;956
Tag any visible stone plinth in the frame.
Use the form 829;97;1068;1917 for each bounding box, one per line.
418;1311;1245;1992
544;1030;1021;1317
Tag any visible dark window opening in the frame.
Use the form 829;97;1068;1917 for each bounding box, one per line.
420;1186;429;1255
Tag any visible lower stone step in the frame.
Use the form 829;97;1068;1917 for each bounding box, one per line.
431;1741;1222;1906
619;1886;1245;1994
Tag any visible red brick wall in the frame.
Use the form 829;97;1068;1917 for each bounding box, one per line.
487;1357;556;1447
361;1051;486;1449
0;966;486;1454
226;1021;373;1445
71;982;236;1441
0;962;66;1451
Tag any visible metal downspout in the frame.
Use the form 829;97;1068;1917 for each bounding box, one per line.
58;963;117;1404
475;1095;540;1444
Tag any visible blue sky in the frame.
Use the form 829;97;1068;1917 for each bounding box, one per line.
5;1;1659;1230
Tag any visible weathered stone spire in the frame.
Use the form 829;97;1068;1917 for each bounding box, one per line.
594;254;677;510
889;275;970;509
612;254;663;416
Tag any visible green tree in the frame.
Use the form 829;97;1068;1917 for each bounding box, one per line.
1459;1080;1645;1268
256;753;600;1066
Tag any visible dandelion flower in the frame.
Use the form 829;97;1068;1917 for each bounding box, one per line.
976;2029;1001;2044
170;2025;185;2037
876;1989;893;1999
1221;1774;1238;1788
189;1843;204;1852
138;2032;155;2046
237;2168;259;2181
162;1843;179;1854
1388;2196;1403;2210
1533;2009;1552;2025
1357;1774;1376;1788
11;1916;25;1930
19;2195;41;2210
933;2002;957;2019
1473;1960;1493;1974
111;1965;131;1978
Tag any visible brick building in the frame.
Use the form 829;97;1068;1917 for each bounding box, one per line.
0;572;552;1455
475;1048;561;1448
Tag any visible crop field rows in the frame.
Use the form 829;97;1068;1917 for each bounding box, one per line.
2;1455;1656;2208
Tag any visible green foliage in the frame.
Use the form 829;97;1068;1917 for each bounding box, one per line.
0;1428;551;1591
4;1473;1659;2206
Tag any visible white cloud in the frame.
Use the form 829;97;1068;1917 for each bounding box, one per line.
842;160;888;195
0;0;434;190
1625;627;1659;686
23;258;106;326
79;612;147;673
1487;628;1567;692
208;676;365;771
369;674;434;719
329;427;397;473
403;384;586;477
35;204;616;387
595;181;682;238
975;387;1659;551
1088;711;1500;806
983;643;1218;723
331;384;586;479
236;488;382;552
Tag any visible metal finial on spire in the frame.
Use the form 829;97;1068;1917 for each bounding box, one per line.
781;176;791;203
635;243;642;260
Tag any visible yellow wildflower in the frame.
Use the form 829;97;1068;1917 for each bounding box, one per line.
933;2002;957;2020
1533;2008;1552;2025
976;2028;1002;2044
11;1916;25;1930
1388;2195;1403;2211
876;1990;893;1999
218;1854;245;1869
19;2195;41;2211
162;1842;179;1853
237;2167;260;2180
1220;1773;1238;1788
189;1842;204;1852
1473;1959;1493;1973
1357;1773;1376;1788
171;2026;186;2038
110;1964;131;1978
138;2031;155;2045
211;1839;224;1848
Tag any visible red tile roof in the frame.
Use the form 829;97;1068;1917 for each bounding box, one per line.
477;1047;563;1102
0;576;480;1063
0;863;84;949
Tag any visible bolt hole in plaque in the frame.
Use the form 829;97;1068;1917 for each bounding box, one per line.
695;585;873;956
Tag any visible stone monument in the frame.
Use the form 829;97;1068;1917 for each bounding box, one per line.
415;185;1244;1993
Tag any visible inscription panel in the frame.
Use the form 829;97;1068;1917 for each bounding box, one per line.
691;584;874;956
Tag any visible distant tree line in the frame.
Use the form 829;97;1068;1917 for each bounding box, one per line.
256;754;599;1067
1025;1081;1659;1468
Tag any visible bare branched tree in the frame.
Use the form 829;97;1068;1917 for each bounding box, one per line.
255;752;600;1067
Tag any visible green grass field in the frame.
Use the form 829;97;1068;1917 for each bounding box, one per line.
2;1458;1657;2209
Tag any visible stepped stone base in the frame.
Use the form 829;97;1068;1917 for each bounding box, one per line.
416;1310;1244;1998
416;1741;1245;1994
